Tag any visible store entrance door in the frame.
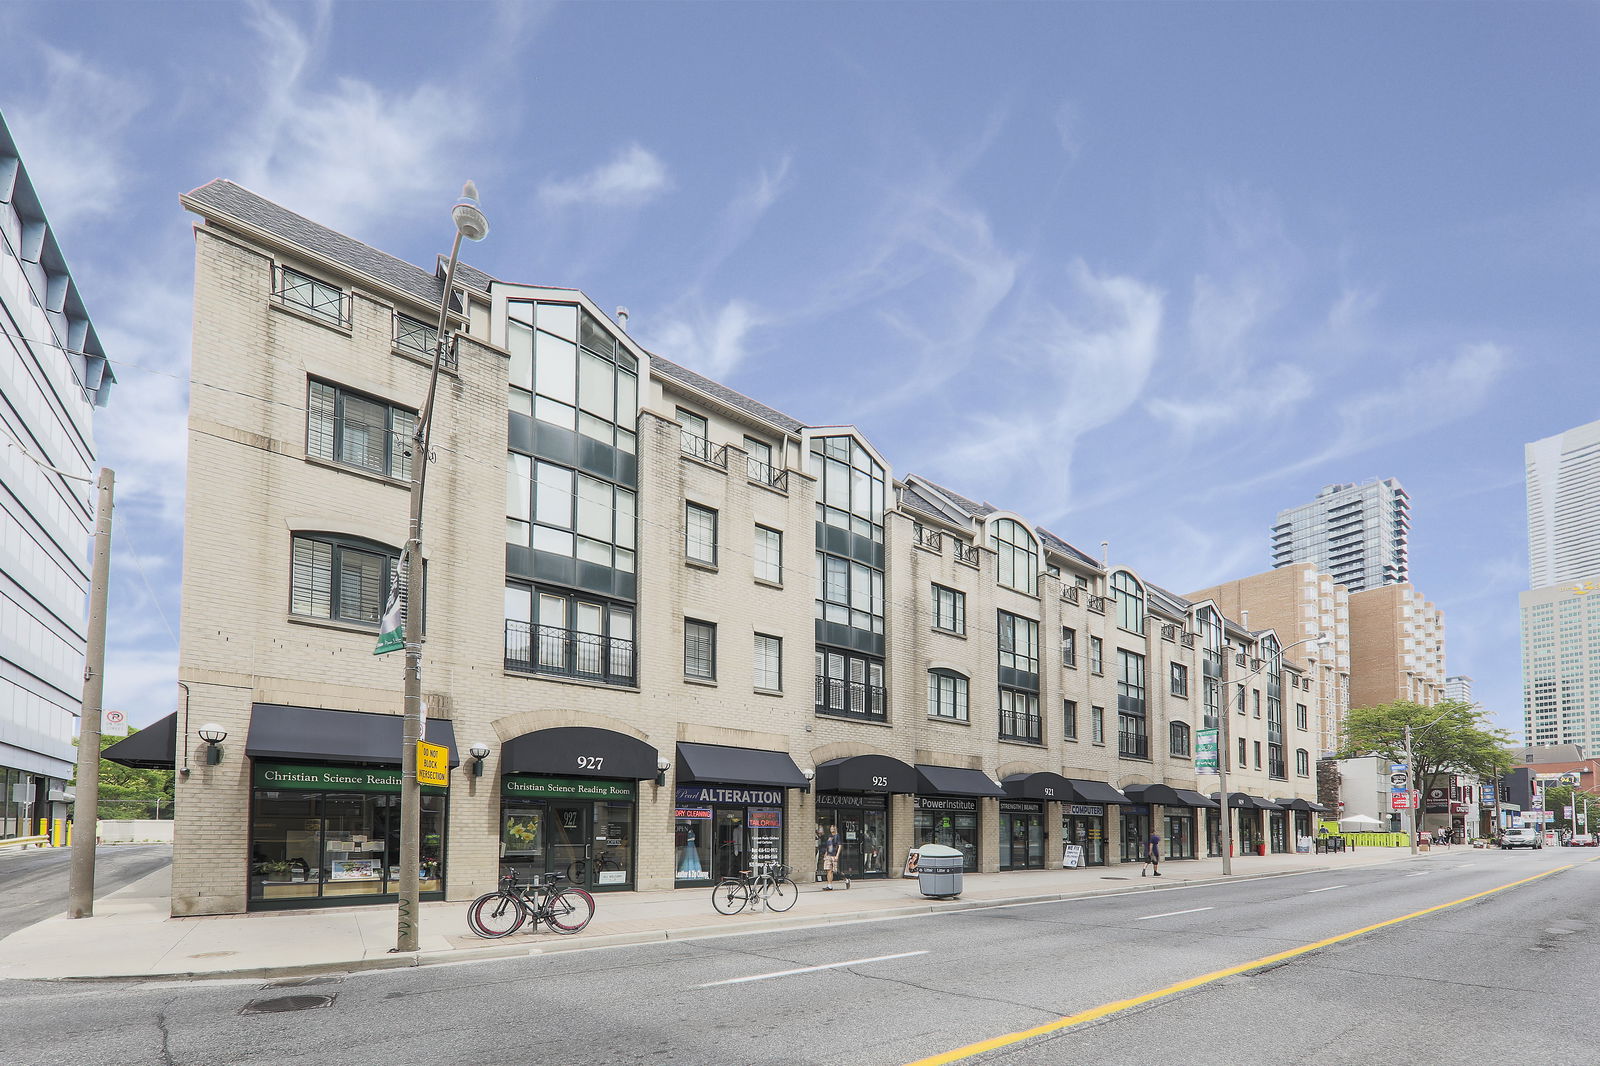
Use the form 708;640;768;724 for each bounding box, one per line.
546;803;590;883
1000;810;1045;869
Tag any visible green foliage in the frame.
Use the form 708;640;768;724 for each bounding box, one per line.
1536;784;1598;835
1339;699;1514;800
71;729;176;819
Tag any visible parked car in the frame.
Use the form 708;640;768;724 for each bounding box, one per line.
1565;833;1597;847
1501;828;1543;849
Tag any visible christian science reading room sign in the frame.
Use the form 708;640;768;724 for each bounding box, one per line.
254;764;446;794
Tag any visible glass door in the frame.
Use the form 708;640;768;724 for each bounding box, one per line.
588;798;634;889
1121;811;1150;863
548;803;591;883
713;808;746;880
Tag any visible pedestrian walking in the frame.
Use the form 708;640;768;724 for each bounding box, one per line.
1142;829;1162;877
820;823;848;890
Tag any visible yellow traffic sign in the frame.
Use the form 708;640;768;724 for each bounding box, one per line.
417;741;450;788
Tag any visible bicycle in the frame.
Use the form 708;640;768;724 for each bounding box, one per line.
566;851;624;885
467;869;596;938
711;861;798;915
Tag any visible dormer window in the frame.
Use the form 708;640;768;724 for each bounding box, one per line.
1111;570;1145;634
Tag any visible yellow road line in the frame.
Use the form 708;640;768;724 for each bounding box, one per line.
904;864;1573;1066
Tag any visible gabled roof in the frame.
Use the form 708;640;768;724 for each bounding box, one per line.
1038;527;1102;571
182;179;482;311
898;480;970;527
648;353;805;435
1145;582;1193;617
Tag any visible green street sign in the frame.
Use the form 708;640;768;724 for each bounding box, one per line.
502;775;636;801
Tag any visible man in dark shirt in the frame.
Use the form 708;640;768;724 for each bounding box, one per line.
821;823;848;890
1144;829;1162;877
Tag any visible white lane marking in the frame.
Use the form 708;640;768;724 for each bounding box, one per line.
698;950;928;987
1306;885;1347;894
1406;872;1430;877
1135;906;1214;921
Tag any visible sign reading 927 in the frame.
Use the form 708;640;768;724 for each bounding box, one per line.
417;741;450;788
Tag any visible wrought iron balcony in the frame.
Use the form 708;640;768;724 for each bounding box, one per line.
505;621;635;686
954;541;981;567
745;456;789;491
273;265;349;326
999;708;1042;744
813;676;887;721
1087;595;1107;614
1117;727;1149;760
1061;585;1080;605
914;523;944;552
681;432;728;468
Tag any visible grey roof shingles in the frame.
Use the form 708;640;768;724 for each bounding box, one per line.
647;353;806;435
183;179;485;309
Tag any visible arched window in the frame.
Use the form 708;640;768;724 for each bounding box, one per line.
1295;749;1311;777
1169;721;1192;758
1198;606;1223;726
1111;571;1145;634
927;670;969;722
990;519;1038;595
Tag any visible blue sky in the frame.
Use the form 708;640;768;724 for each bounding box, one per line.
3;2;1596;739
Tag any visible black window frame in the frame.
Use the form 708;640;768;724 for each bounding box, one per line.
503;585;635;687
685;502;718;566
932;583;966;634
816;649;888;721
684;618;717;680
1063;699;1078;741
999;688;1042;744
927;669;970;722
306;379;417;481
1170;721;1191;758
1170;661;1188;696
289;532;402;629
1089;635;1104;675
1062;627;1077;668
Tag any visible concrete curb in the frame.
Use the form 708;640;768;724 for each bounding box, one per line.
51;853;1417;983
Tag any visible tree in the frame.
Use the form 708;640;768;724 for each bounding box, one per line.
1339;699;1513;833
1535;784;1598;837
71;729;175;819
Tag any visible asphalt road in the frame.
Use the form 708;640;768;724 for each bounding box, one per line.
0;844;171;939
1;848;1593;1066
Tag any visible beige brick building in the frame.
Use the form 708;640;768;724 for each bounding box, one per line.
1347;583;1447;709
1185;564;1352;757
124;181;1326;918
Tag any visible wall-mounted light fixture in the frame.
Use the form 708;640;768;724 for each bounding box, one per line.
801;768;815;794
656;755;671;788
468;742;491;777
197;723;227;765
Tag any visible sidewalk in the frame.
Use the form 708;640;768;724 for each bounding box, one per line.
0;848;1431;981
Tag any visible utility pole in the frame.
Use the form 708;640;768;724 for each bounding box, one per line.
1217;660;1234;876
1403;722;1418;855
68;468;114;919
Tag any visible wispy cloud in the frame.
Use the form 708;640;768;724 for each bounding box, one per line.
1146;364;1314;437
6;46;146;228
540;144;672;209
223;1;481;236
647;299;766;380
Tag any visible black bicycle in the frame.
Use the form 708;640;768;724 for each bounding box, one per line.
566;851;624;885
468;870;596;938
711;861;798;915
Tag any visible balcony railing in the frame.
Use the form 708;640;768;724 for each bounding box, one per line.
1161;624;1179;641
914;523;944;552
1087;595;1107;614
505;621;635;686
681;432;728;468
746;457;789;492
1180;632;1196;648
1268;759;1287;780
814;676;887;721
1061;585;1080;605
1117;725;1149;760
393;314;457;370
999;708;1042;744
273;265;349;326
954;541;981;567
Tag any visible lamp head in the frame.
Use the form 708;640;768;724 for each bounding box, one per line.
197;723;227;744
452;181;489;241
469;742;492;761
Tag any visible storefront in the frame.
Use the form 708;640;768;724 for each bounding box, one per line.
1273;798;1326;851
1266;804;1289;853
1208;792;1272;857
1120;784;1214;861
812;754;916;881
242;703;460;910
999;801;1046;869
913;764;1006;873
674;743;808;886
496;726;659;893
1119;805;1152;863
1061;804;1109;866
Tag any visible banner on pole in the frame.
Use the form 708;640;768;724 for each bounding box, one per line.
374;555;406;655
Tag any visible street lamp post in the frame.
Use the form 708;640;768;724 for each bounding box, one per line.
1401;704;1462;857
1215;633;1329;877
395;183;488;954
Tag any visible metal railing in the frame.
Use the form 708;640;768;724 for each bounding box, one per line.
394;314;457;370
1087;595;1107;614
954;542;981;567
1161;624;1179;641
999;708;1042;744
1180;632;1196;648
745;457;789;491
505;621;636;686
273;265;349;326
813;676;887;721
681;432;728;468
1118;722;1149;759
914;523;944;552
1061;585;1080;605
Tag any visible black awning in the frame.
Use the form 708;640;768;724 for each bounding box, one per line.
1211;791;1263;809
1273;797;1319;812
1254;796;1286;811
1065;779;1131;806
677;743;808;789
1122;783;1192;807
1170;788;1221;809
103;712;177;770
502;727;658;780
815;754;917;794
916;764;1007;798
245;704;459;767
1002;771;1075;801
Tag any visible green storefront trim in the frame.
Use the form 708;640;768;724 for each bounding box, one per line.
502;775;636;801
253;763;447;795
